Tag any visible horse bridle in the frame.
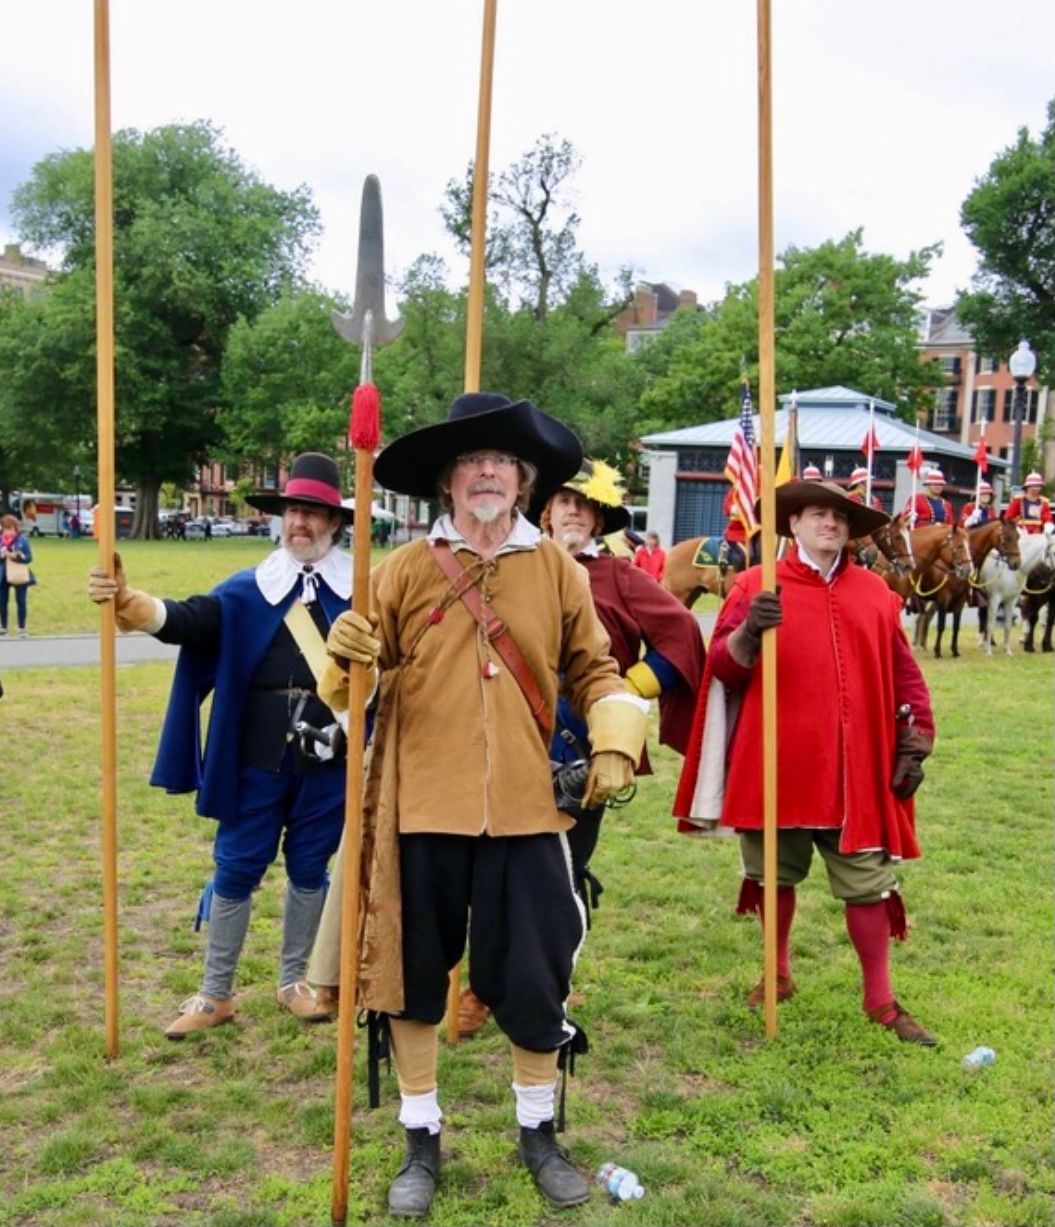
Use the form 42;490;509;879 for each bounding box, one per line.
911;527;972;598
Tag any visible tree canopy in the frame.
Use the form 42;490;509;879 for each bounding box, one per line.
956;98;1055;383
3;120;318;533
638;230;941;428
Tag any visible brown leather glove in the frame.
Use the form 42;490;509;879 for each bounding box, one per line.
87;552;159;632
326;610;381;668
891;726;933;799
728;588;782;666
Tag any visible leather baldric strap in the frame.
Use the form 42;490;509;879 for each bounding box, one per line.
283;599;331;684
430;539;553;743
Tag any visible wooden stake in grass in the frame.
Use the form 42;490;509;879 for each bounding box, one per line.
329;175;403;1227
446;0;499;1048
93;0;120;1061
756;0;779;1039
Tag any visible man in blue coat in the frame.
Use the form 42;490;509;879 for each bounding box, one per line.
89;453;364;1038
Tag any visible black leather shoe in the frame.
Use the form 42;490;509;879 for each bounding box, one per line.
517;1121;590;1208
387;1127;441;1218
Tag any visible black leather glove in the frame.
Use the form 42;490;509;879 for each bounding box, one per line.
891;726;933;799
744;589;782;640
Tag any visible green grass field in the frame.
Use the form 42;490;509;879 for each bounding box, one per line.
0;540;1051;1226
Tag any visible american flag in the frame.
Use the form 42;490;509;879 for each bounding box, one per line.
725;377;759;535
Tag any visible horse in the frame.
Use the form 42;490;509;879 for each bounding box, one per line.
1019;535;1055;653
663;513;913;610
883;525;973;658
858;512;913;581
663;535;750;608
966;518;1024;655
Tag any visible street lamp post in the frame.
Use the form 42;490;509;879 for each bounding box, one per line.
73;464;81;538
1008;339;1036;489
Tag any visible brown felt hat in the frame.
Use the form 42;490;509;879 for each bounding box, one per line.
770;480;889;538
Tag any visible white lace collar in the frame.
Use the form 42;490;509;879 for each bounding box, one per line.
255;546;352;606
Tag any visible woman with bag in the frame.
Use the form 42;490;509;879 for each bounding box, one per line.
1;513;34;637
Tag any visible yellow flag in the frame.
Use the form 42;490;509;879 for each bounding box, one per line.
775;439;793;486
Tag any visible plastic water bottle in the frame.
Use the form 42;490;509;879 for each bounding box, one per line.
596;1162;645;1201
961;1046;996;1068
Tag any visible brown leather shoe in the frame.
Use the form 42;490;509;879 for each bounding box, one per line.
165;993;235;1039
867;1000;938;1047
457;987;491;1038
277;980;338;1022
746;974;796;1009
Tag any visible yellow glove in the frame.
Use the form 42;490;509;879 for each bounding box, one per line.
87;551;158;632
582;751;635;809
580;696;649;808
326;610;381;667
317;658;350;713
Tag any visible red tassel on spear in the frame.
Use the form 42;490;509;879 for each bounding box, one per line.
329;174;403;1227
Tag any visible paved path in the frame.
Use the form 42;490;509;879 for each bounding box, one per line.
0;632;178;670
1;614;720;671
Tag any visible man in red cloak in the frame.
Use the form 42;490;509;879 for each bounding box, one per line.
675;480;938;1046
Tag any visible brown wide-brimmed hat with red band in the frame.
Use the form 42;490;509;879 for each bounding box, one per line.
245;452;354;521
766;479;889;538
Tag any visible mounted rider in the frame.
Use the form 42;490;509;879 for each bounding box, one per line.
1006;473;1054;535
846;465;883;511
959;480;997;528
905;468;954;527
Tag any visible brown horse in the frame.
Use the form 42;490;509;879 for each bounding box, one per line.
883;525;972;658
663;535;749;608
664;513;913;609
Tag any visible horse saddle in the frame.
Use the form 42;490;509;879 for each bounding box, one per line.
692;537;744;571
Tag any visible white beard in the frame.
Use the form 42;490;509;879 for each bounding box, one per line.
556;527;589;552
468;499;505;525
284;533;333;564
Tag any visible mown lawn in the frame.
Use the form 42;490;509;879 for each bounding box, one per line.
0;549;1051;1226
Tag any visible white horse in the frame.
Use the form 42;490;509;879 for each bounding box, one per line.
977;531;1055;656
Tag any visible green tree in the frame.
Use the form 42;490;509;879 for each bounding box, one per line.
956;99;1055;382
6;121;319;536
639;230;941;427
220;288;361;480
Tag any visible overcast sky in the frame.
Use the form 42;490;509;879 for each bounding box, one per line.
2;0;1052;315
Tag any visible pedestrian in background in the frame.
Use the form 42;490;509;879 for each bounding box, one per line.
0;513;34;638
632;530;667;582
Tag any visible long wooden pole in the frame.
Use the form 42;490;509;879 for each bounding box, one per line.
446;0;499;1046
93;0;120;1060
330;439;376;1225
756;0;779;1040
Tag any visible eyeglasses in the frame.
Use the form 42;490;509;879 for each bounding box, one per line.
454;451;519;470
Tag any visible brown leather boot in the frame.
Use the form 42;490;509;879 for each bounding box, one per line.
745;974;796;1009
457;987;491;1038
867;1000;938;1047
164;993;235;1039
277;980;338;1022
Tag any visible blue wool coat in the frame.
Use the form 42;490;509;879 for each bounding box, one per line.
150;567;347;823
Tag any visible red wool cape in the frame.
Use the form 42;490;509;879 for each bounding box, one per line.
674;548;933;859
580;553;704;760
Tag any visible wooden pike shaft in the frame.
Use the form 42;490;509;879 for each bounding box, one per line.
462;0;497;394
330;445;376;1226
756;0;779;1041
448;0;499;1045
93;0;120;1061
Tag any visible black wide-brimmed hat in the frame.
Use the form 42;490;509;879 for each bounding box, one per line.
245;452;354;522
530;457;631;536
373;392;583;500
771;479;888;538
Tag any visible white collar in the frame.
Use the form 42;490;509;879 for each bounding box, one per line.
428;510;541;556
255;545;352;606
795;543;847;584
575;538;601;558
